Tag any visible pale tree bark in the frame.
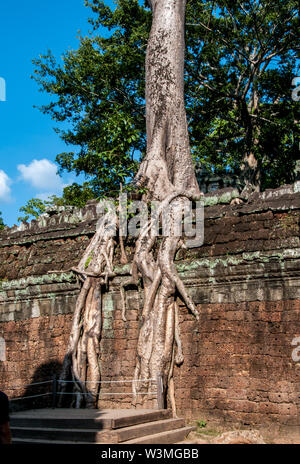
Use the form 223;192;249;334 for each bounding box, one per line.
132;0;201;413
59;0;201;414
240;147;260;198
137;0;199;199
240;84;261;198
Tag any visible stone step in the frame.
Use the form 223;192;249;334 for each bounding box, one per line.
112;409;172;429
10;409;190;445
10;417;111;430
123;426;195;444
11;418;185;444
12;437;98;445
114;418;185;443
10;409;172;431
10;426;112;443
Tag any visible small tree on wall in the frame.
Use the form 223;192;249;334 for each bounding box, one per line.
0;212;5;230
59;0;201;413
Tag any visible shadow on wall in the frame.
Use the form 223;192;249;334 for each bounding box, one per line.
10;360;63;412
9;360;97;412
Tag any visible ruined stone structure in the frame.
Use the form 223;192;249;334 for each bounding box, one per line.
0;184;299;427
195;164;244;194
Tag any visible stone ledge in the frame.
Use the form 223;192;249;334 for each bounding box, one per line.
0;183;299;244
1;248;299;322
1;247;299;291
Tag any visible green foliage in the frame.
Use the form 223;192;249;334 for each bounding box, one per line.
0;211;5;230
196;420;207;429
32;0;299;192
17;182;97;222
85;253;94;269
17;181;151;223
185;0;299;189
18;198;48;223
57;182;96;208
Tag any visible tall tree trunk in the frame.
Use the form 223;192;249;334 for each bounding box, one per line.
132;0;200;413
136;0;199;199
240;86;261;197
241;146;261;198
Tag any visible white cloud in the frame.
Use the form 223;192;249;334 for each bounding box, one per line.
0;170;12;202
35;192;59;202
17;159;64;192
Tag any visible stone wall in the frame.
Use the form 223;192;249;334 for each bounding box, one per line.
0;184;299;427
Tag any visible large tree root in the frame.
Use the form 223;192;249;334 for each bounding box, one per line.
59;192;200;413
125;193;200;415
58;210;116;407
59;0;201;415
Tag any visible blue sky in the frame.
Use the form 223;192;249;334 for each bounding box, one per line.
1;2;298;226
0;0;114;226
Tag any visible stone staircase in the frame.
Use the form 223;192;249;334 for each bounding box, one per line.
10;409;194;444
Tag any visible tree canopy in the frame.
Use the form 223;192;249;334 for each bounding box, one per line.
17;198;49;223
17;184;96;223
32;0;299;204
186;0;299;190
